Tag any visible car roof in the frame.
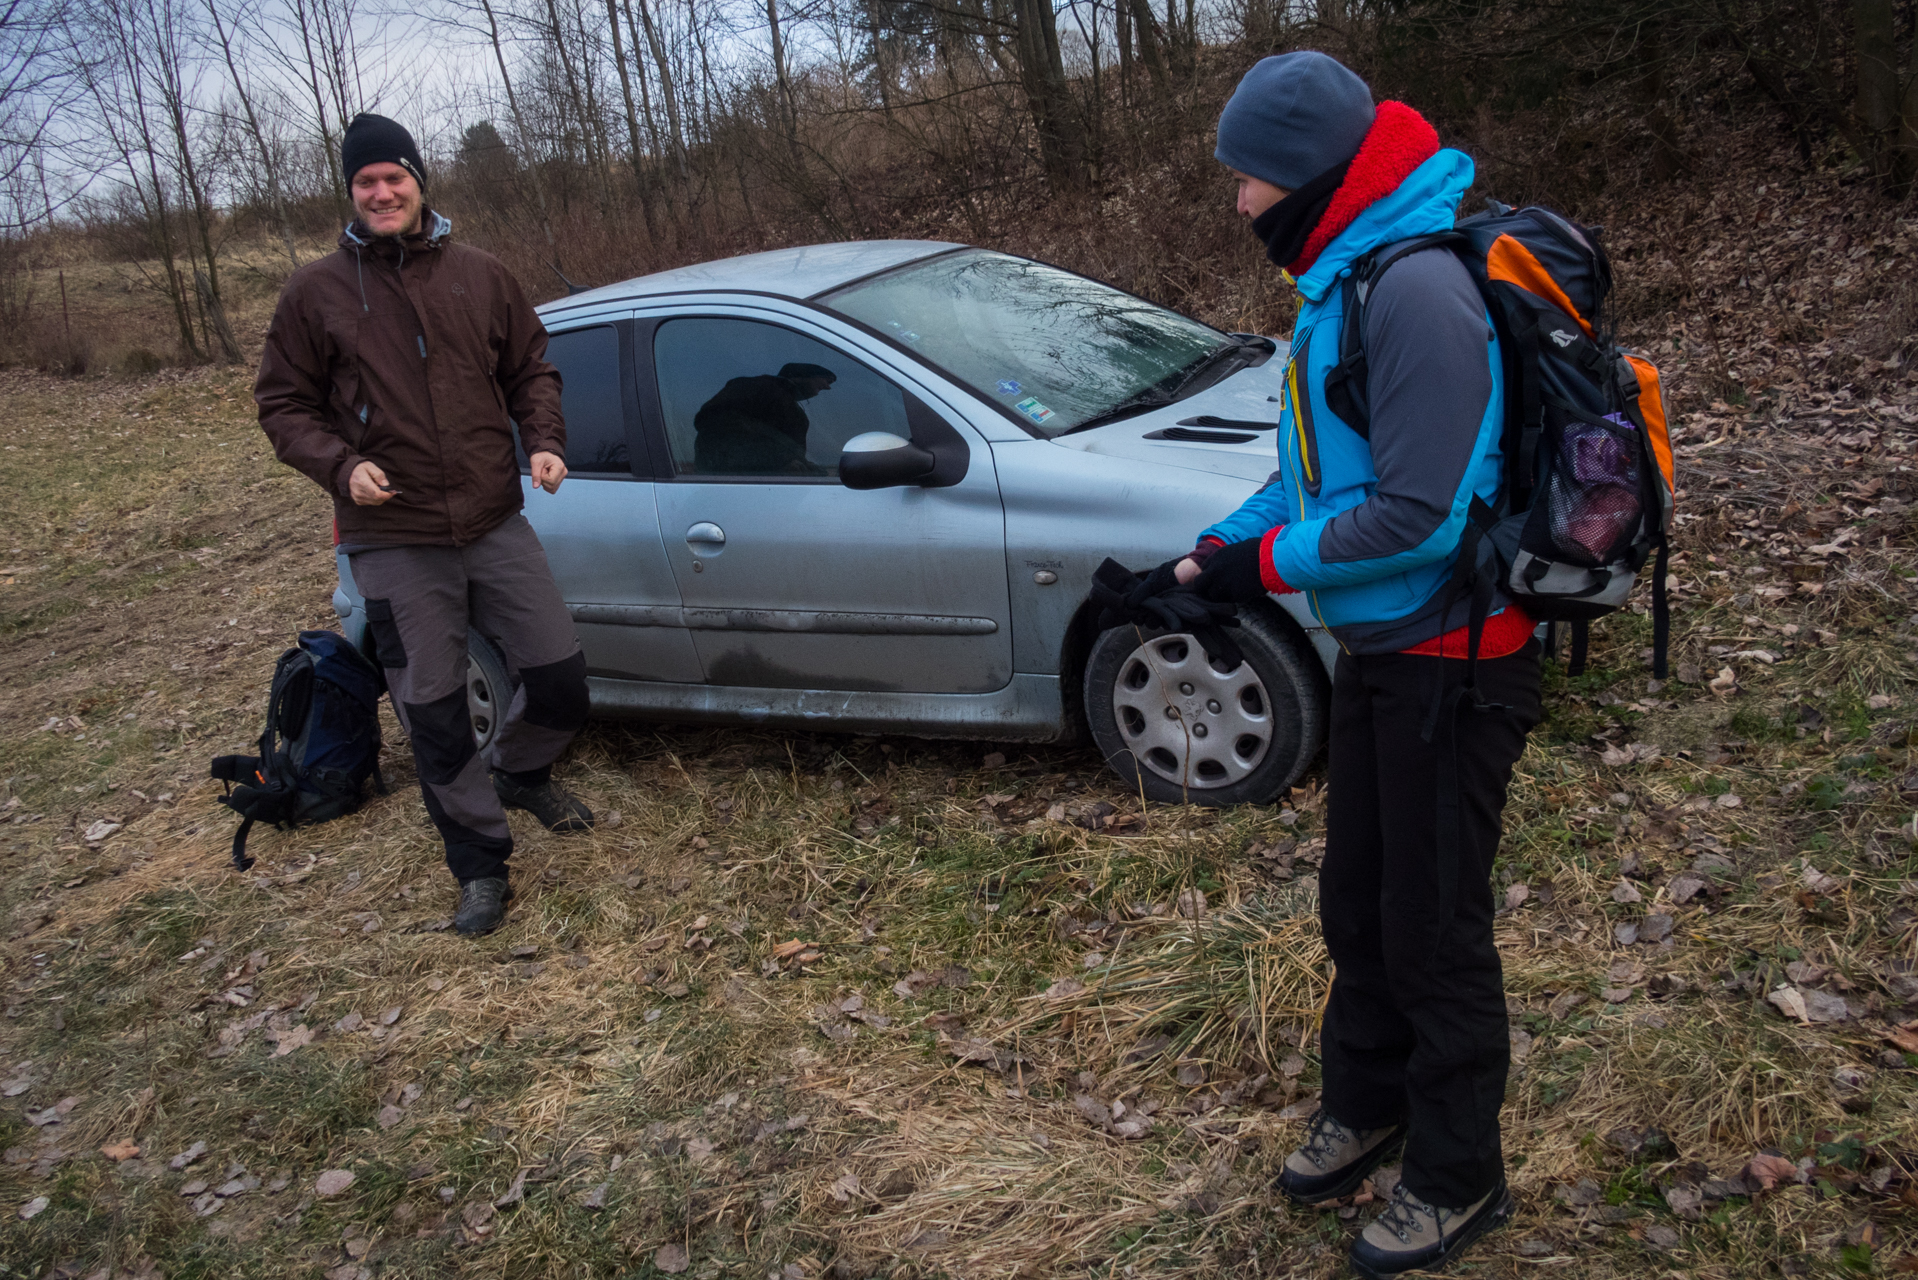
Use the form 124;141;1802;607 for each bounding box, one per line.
538;240;966;316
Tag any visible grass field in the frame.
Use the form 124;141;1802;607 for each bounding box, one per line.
3;241;1918;1278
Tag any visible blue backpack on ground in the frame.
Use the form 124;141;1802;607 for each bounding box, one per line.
211;630;385;871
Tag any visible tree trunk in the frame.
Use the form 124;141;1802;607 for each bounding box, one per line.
1634;23;1686;183
205;0;300;267
1898;69;1918;192
1012;0;1087;192
604;0;660;246
480;0;562;267
632;0;690;191
1128;0;1167;96
289;0;347;219
1855;0;1898;145
764;0;803;167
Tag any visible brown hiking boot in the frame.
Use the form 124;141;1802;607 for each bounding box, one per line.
1275;1108;1407;1204
492;772;594;833
1348;1178;1514;1278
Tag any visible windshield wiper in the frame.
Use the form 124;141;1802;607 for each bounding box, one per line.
1062;337;1269;435
1163;337;1268;400
1063;388;1177;434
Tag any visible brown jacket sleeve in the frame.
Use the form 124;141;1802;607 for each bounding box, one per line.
494;265;566;461
255;285;367;498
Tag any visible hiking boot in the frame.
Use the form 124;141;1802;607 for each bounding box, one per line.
454;877;514;935
1348;1178;1514;1279
1275;1108;1408;1204
492;772;594;833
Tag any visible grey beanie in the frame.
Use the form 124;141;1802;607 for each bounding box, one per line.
1215;52;1376;191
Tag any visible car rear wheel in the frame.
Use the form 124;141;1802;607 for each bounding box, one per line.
1082;603;1327;806
466;630;513;755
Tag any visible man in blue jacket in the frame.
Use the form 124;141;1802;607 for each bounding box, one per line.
1143;53;1542;1277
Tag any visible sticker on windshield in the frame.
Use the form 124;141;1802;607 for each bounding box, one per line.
885;320;922;345
996;379;1021;396
1014;396;1055;425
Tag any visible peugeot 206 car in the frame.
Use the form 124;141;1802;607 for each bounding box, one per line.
335;241;1338;805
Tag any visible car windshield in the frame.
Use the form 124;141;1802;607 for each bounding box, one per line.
819;249;1235;436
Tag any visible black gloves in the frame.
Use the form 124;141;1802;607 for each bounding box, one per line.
1089;558;1244;672
1189;538;1269;604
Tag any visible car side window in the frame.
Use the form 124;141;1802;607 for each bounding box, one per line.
544;326;628;474
654;317;913;479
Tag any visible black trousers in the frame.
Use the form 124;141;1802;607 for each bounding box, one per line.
1317;641;1541;1209
351;515;589;883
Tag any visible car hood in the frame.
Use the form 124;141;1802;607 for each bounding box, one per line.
1044;356;1287;483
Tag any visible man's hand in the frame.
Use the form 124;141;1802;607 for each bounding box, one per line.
1174;556;1201;585
529;451;568;493
349;460;398;505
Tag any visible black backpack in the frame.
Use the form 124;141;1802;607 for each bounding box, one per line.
211;631;385;870
1324;201;1678;683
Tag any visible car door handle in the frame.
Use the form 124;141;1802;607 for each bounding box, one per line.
686;522;726;554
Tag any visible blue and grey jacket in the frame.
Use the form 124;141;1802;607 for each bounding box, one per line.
1200;150;1512;654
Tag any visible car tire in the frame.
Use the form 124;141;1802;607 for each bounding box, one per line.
1082;602;1328;806
466;629;514;755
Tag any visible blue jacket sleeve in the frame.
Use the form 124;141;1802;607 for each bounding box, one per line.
1265;249;1499;590
1199;469;1292;546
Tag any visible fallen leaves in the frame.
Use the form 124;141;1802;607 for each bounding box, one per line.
313;1168;355;1197
25;1096;76;1126
769;938;822;969
936;1030;1030;1075
99;1139;140;1161
1741;1152;1807;1190
1766;985;1853;1023
892;967;970;999
265;1023;314;1058
493;1167;530;1208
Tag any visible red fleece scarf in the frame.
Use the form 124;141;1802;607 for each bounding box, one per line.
1287;101;1441;277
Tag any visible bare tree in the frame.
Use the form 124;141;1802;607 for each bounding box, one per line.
204;0;300;265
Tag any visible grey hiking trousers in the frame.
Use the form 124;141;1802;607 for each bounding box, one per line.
349;514;588;882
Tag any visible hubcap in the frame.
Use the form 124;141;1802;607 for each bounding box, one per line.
468;657;499;752
1110;633;1272;789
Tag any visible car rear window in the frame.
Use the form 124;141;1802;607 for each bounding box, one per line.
545;325;629;474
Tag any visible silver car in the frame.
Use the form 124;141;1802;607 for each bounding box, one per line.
335;241;1336;805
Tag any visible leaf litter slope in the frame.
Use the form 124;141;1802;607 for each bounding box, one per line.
3;136;1918;1280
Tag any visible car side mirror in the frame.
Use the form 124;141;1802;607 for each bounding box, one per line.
839;432;937;489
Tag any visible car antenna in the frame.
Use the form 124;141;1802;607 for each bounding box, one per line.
550;264;589;296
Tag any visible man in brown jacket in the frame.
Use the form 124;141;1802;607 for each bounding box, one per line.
255;112;593;935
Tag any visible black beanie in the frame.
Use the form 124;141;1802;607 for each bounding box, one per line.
341;113;428;191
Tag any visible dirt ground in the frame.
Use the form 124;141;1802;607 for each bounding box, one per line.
5;121;1918;1279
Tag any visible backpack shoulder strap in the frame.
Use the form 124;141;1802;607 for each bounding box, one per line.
1323;231;1473;440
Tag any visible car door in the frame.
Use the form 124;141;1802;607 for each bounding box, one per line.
643;310;1012;694
521;319;701;683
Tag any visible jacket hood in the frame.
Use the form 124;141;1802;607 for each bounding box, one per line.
1291;149;1474;304
339;208;453;253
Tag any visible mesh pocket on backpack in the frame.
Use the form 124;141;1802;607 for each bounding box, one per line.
1522;406;1645;569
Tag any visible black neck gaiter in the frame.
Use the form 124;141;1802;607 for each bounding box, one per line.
1251;159;1351;271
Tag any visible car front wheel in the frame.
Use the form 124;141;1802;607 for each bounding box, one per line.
1082;602;1327;806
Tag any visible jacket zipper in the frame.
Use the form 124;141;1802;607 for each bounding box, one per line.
1284;320;1348;652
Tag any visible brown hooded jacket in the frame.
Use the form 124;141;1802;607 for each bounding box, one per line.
254;211;564;546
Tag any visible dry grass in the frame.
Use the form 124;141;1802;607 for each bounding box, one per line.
4;112;1918;1280
0;345;1913;1280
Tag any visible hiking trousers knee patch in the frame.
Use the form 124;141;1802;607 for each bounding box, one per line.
519;650;588;733
363;598;408;669
405;686;477;785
